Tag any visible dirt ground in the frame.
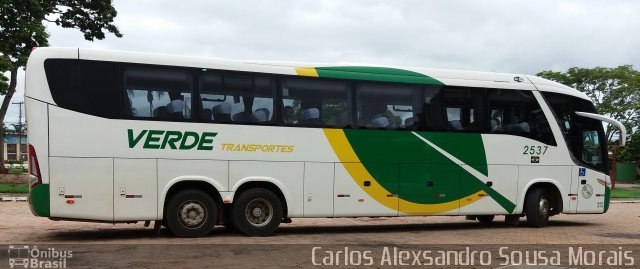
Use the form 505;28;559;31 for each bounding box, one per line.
0;202;639;268
1;202;639;244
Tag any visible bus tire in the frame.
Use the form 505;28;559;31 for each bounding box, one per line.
477;215;495;225
231;188;282;236
525;188;550;228
165;189;217;237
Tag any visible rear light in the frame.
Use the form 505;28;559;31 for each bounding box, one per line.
28;144;42;188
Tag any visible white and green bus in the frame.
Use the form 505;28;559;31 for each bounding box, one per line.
25;48;625;237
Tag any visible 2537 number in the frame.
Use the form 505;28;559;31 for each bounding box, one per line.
523;145;548;155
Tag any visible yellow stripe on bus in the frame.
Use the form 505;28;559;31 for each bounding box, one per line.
295;67;319;77
323;128;486;214
399;190;486;214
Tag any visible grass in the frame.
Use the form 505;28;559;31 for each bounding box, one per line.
611;186;640;199
615;180;640;185
0;183;29;193
8;167;27;174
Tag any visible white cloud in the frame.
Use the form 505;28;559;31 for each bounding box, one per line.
3;0;640;123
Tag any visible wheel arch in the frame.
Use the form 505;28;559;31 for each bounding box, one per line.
159;176;225;222
518;179;567;216
231;177;290;218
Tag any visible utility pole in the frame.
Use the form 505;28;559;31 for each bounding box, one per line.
12;101;24;167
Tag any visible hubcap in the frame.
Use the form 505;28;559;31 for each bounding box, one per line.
252;207;263;217
538;198;549;218
245;198;273;227
178;200;207;228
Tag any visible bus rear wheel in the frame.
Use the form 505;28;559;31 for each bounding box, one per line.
166;189;217;237
231;188;283;236
525;188;550;228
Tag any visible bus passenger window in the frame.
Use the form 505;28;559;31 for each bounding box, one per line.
487;89;555;145
422;86;446;131
200;73;234;122
441;88;484;132
249;76;275;124
356;83;420;130
199;72;274;124
281;78;350;128
124;66;192;120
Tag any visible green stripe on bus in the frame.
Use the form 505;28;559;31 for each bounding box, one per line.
29;184;50;217
343;129;515;213
604;186;611;213
417;132;488;177
315;66;444;85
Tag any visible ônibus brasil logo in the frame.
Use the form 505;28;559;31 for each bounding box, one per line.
127;129;217;150
8;245;72;268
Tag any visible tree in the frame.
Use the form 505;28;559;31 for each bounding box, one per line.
0;0;122;172
537;65;640;163
618;132;640;164
0;122;9;136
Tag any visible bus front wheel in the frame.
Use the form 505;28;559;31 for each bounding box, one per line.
231;188;283;236
166;189;218;237
525;188;550;228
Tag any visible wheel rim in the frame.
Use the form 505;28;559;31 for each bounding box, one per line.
178;200;207;229
245;198;273;227
538;198;549;219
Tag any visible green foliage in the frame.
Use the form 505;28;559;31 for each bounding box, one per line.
0;57;10;95
0;73;8;95
8;166;27;173
0;0;49;68
0;0;122;67
0;0;122;97
0;122;9;135
537;66;640;162
0;183;28;193
618;132;640;163
611;186;640;198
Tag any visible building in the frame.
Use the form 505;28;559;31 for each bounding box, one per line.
3;132;27;161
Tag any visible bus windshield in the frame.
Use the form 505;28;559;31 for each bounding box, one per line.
542;92;607;173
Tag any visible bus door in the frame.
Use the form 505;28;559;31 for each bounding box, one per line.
574;122;608;213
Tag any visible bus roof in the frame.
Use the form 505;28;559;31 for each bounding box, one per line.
28;47;591;101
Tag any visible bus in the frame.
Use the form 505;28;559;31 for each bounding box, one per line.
25;48;626;237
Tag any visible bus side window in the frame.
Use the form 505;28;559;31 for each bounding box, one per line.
356;83;420;130
487;89;555;145
123;66;193;121
422;86;446;131
45;59;121;119
198;73;275;125
280;78;350;128
441;88;485;132
249;76;275;124
199;72;234;122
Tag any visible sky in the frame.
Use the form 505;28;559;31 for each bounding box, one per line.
3;0;640;124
